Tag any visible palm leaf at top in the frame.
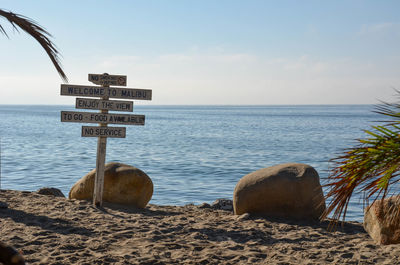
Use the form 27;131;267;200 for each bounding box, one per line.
0;9;67;82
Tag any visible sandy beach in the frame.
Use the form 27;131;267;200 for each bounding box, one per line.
0;189;399;264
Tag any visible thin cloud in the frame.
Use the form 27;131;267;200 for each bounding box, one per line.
2;48;396;105
90;51;396;105
358;22;400;36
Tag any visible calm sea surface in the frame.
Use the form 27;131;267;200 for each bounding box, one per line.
0;105;386;221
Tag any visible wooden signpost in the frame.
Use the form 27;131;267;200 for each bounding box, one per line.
60;73;152;207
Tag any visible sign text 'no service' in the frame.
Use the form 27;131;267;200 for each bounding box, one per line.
82;126;126;138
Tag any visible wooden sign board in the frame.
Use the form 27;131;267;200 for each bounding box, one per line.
76;98;133;112
61;111;145;125
88;74;127;86
61;84;152;100
82;126;126;138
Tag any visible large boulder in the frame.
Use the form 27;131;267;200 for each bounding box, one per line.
69;162;153;208
233;163;325;220
364;195;400;245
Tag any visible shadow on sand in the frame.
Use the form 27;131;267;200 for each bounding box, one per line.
95;202;181;218
0;207;94;236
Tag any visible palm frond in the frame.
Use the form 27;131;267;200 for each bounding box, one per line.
374;92;400;122
0;9;68;82
322;97;400;226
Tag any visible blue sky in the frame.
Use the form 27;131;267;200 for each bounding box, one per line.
1;0;399;105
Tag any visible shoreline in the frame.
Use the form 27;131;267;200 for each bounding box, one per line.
1;189;399;264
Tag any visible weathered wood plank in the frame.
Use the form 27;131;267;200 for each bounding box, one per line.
75;98;133;112
81;126;126;138
61;84;152;100
89;74;127;86
61;111;145;125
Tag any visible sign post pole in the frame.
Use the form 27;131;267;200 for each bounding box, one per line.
94;134;107;206
93;80;109;207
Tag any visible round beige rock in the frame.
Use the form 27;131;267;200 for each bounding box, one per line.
233;163;326;220
364;195;400;245
69;162;153;208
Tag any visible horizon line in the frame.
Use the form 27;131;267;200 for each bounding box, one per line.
0;103;377;107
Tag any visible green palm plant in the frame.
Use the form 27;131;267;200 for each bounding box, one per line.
0;9;67;82
322;96;400;225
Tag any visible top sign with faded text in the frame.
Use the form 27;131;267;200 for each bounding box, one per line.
89;74;127;86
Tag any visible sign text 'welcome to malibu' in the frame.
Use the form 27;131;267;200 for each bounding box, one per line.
60;84;152;100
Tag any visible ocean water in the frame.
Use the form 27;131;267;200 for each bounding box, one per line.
0;105;384;221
